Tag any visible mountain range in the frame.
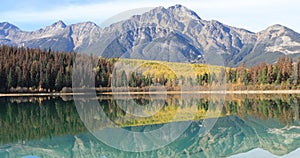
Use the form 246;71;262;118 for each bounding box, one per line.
1;4;300;66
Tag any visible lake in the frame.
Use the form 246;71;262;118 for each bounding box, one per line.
0;94;299;157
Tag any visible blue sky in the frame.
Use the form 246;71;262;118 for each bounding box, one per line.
0;0;299;33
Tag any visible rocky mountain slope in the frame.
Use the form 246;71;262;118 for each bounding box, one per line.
1;4;300;66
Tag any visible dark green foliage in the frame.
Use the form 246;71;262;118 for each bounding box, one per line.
0;45;76;91
55;70;63;90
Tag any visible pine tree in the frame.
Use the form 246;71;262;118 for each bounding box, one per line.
242;69;249;85
120;70;127;87
261;67;268;84
275;71;282;85
267;64;274;84
0;63;6;90
55;70;63;91
197;74;203;86
7;68;13;89
16;66;23;87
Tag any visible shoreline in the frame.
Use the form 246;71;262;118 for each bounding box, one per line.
1;90;300;97
102;90;300;95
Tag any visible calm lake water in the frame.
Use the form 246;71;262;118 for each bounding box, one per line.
0;94;299;157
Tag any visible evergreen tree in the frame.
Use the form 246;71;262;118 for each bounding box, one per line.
55;70;63;91
275;71;282;85
242;69;249;85
0;64;6;89
261;67;268;84
120;70;127;87
7;68;13;89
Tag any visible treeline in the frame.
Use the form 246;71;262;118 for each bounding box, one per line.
226;56;300;90
0;45;74;92
1;45;300;92
0;45;152;92
106;56;300;90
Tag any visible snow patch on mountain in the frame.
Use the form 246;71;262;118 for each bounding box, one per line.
266;36;300;54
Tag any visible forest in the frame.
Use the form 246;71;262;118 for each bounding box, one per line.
1;45;300;92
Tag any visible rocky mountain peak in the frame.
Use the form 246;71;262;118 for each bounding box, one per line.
257;24;295;41
0;22;20;31
38;20;67;36
167;4;201;20
51;20;67;29
73;21;98;29
0;22;20;38
266;24;287;31
139;4;201;23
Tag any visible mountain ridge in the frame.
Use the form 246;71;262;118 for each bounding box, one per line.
1;5;300;66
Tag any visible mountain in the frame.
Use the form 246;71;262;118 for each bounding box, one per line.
0;22;20;45
1;4;300;66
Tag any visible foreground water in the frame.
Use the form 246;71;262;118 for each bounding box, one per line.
0;94;299;157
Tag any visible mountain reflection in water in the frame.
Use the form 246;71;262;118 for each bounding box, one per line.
0;94;299;157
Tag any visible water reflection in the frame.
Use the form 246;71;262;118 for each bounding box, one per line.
0;94;299;157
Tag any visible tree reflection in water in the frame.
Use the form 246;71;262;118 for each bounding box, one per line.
0;94;299;153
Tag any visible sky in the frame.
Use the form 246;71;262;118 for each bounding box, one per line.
0;0;299;33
